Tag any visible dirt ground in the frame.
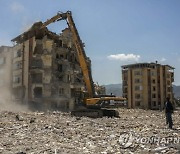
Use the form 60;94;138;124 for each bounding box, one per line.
0;108;180;154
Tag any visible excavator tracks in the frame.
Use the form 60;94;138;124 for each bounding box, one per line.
71;108;119;118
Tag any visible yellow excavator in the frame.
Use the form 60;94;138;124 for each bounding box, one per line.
41;11;126;117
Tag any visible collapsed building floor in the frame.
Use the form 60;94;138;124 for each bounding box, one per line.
11;22;90;111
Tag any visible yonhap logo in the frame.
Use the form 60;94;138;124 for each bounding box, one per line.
118;132;135;148
119;132;180;148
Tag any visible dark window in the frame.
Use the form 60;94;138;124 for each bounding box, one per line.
123;81;128;86
56;54;59;59
31;59;42;68
152;79;156;84
31;73;42;83
152;94;156;98
135;101;141;106
153;101;156;106
34;87;42;98
60;54;64;58
134;71;142;76
13;62;22;70
17;50;21;57
151;71;156;76
63;43;68;48
51;87;58;96
58;76;63;81
167;80;171;85
13;76;21;83
59;88;64;95
14;49;22;58
124;87;128;93
135;94;141;99
55;40;62;47
135;85;142;91
34;43;43;54
167;87;171;92
135;78;141;83
58;64;63;72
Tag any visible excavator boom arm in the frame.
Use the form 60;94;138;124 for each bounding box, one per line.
41;11;95;97
41;12;67;28
66;12;95;98
40;11;126;117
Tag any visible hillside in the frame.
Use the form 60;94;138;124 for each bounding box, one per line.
104;84;122;96
173;85;180;97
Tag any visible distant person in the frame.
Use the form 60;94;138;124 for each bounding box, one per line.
165;97;174;129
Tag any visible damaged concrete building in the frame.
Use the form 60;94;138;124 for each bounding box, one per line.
11;22;86;111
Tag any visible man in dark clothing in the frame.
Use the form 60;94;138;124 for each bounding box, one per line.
165;97;174;129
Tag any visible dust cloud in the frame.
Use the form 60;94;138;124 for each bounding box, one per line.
0;89;29;112
0;46;29;112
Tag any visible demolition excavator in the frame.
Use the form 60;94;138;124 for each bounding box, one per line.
41;11;126;117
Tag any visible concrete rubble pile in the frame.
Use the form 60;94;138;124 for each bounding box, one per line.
0;109;180;154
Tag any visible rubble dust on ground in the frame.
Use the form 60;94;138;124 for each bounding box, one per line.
0;108;180;154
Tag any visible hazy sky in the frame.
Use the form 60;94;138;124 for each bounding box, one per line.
0;0;180;85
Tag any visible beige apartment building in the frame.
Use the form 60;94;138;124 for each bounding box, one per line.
122;63;174;109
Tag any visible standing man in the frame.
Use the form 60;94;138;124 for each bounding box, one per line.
165;97;174;129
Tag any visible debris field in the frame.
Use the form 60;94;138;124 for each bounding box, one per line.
0;108;180;154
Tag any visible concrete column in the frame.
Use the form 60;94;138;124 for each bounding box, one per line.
142;68;148;109
127;69;132;108
159;66;164;108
